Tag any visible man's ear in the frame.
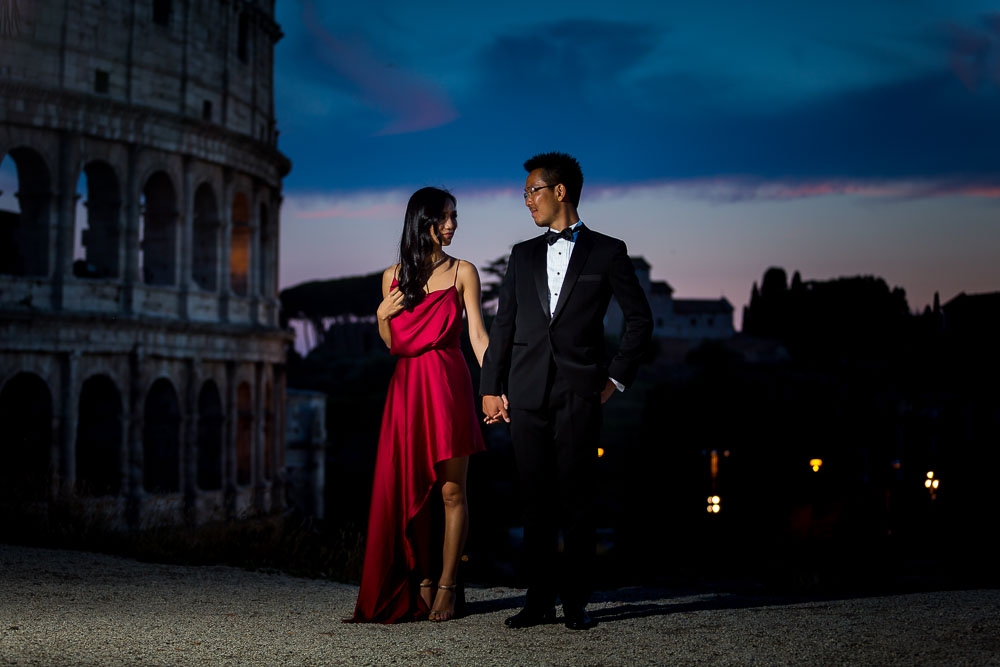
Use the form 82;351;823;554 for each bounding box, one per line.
555;183;566;201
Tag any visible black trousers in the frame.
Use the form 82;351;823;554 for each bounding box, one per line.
509;364;601;611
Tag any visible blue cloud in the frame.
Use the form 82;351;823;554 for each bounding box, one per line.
273;7;1000;193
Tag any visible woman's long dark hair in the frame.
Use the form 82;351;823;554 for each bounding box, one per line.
396;187;456;310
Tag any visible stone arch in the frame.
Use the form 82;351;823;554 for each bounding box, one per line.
196;379;224;491
76;374;123;496
236;381;252;486
0;147;53;277
74;161;122;279
0;372;53;501
141;171;178;286
192;182;220;290
143;377;181;493
230;192;250;296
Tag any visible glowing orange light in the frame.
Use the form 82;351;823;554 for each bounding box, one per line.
810;458;823;472
925;471;940;498
597;447;605;458
707;495;721;514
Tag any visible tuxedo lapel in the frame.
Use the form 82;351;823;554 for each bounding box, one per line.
550;226;593;324
530;236;550;320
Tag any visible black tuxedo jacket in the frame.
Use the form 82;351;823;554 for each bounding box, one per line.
481;225;653;410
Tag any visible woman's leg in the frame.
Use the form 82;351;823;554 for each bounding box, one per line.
430;456;469;619
410;500;436;612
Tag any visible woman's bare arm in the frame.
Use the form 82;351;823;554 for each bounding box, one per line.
376;265;403;349
458;261;490;367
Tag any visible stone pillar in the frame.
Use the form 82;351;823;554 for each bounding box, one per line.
56;350;79;498
272;362;287;510
179;0;190;115
126;343;145;528
249;9;258;138
221;4;230;127
51;131;77;310
183;357;199;523
259;193;272;301
253;360;266;511
248;183;261;324
218;169;233;322
179;156;194;319
267;190;282;326
223;359;237;518
122;143;140;314
117;378;130;501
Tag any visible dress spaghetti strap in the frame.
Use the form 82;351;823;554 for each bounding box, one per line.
453;259;460;287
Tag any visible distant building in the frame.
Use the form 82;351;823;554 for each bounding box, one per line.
605;257;734;340
290;314;380;358
942;291;1000;338
285;390;327;520
1;0;291;527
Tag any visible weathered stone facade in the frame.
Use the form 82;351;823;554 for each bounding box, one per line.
0;0;291;527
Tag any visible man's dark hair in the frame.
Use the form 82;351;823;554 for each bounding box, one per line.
524;152;584;207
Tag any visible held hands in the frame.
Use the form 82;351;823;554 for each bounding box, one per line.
482;394;510;424
377;288;405;322
600;378;617;404
484;382;612;421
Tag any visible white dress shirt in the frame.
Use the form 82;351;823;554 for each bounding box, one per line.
545;222;624;392
545;222;581;317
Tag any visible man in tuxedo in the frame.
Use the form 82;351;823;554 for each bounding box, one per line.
481;152;652;630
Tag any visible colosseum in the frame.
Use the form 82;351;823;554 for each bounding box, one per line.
0;0;291;527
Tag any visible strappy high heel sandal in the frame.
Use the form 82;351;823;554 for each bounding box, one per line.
419;580;436;615
429;581;465;622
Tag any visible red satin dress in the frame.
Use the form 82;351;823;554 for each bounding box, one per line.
348;263;486;623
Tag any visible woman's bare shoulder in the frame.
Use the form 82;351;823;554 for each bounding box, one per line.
453;258;481;292
381;265;400;293
453;258;480;276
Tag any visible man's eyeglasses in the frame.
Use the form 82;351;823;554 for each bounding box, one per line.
523;184;557;201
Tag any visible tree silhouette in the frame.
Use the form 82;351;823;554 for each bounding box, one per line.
479;254;509;315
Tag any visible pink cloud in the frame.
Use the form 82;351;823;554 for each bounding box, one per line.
294;202;400;221
905;181;1000;199
302;1;458;135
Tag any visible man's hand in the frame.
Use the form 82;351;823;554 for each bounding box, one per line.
482;394;510;424
600;379;617;404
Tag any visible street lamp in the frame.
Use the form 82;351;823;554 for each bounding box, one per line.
925;471;940;500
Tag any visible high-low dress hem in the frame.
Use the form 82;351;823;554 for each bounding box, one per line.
347;280;485;624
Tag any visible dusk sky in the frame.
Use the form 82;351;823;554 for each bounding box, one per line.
274;2;996;325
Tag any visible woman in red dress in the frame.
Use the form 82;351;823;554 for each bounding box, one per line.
348;187;494;623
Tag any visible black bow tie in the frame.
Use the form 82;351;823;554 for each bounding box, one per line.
545;227;578;245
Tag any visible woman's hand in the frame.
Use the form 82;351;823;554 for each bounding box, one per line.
377;288;405;322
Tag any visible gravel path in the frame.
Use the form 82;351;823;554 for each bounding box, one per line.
1;544;998;665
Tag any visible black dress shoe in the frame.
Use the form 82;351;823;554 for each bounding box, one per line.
563;608;596;630
504;606;557;628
